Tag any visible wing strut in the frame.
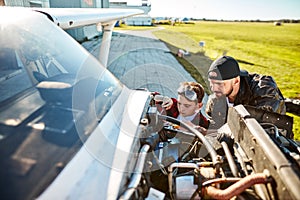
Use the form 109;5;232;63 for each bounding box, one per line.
98;22;115;68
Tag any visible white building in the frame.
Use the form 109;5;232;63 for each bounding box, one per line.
110;0;150;7
125;14;152;26
4;0;50;7
109;0;151;26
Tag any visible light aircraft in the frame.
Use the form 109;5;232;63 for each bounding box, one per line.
0;6;300;200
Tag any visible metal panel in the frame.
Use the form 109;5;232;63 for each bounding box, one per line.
227;105;300;200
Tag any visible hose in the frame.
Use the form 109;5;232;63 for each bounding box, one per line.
202;177;242;187
203;173;268;200
159;115;221;171
221;141;239;177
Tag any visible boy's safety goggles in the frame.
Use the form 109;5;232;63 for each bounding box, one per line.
177;85;197;101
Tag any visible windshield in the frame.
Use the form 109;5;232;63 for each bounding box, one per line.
0;9;122;121
0;8;127;200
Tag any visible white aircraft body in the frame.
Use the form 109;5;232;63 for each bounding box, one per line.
0;6;299;200
0;6;147;199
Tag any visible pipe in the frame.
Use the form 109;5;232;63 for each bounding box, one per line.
203;173;268;200
159;115;221;171
119;144;150;200
202;177;241;187
234;143;250;176
221;141;239;177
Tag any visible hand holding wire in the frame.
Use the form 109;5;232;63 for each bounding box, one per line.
154;95;173;110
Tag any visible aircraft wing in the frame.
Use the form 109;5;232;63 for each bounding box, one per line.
33;8;144;29
33;7;144;67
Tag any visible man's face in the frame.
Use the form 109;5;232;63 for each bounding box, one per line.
177;94;200;117
209;79;233;98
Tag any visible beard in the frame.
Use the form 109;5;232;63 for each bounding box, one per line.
214;91;223;98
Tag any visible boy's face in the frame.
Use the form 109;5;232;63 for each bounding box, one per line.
177;94;201;117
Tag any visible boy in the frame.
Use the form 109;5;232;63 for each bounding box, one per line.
154;81;209;134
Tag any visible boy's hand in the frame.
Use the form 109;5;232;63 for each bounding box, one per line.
154;95;173;110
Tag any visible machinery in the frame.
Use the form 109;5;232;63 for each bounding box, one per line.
120;104;300;200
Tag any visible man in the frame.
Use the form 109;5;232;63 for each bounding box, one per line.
205;55;286;129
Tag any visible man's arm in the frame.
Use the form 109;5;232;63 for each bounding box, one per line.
251;75;286;114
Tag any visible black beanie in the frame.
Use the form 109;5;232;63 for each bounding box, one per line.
208;56;240;80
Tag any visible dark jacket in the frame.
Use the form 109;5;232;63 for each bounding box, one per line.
206;72;286;129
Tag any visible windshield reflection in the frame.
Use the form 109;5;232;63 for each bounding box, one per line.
0;10;122;119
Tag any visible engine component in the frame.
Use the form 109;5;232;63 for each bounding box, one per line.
120;104;300;200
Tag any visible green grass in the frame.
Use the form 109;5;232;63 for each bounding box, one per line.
154;22;300;98
114;24;157;31
150;22;300;140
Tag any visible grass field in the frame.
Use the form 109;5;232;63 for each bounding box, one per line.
154;22;300;97
116;22;300;140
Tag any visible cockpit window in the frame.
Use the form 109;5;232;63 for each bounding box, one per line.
0;10;122;130
0;9;128;200
0;48;32;102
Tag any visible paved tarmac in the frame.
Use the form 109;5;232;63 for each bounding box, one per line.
82;28;196;98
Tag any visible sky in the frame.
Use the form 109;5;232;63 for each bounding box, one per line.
146;0;300;20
